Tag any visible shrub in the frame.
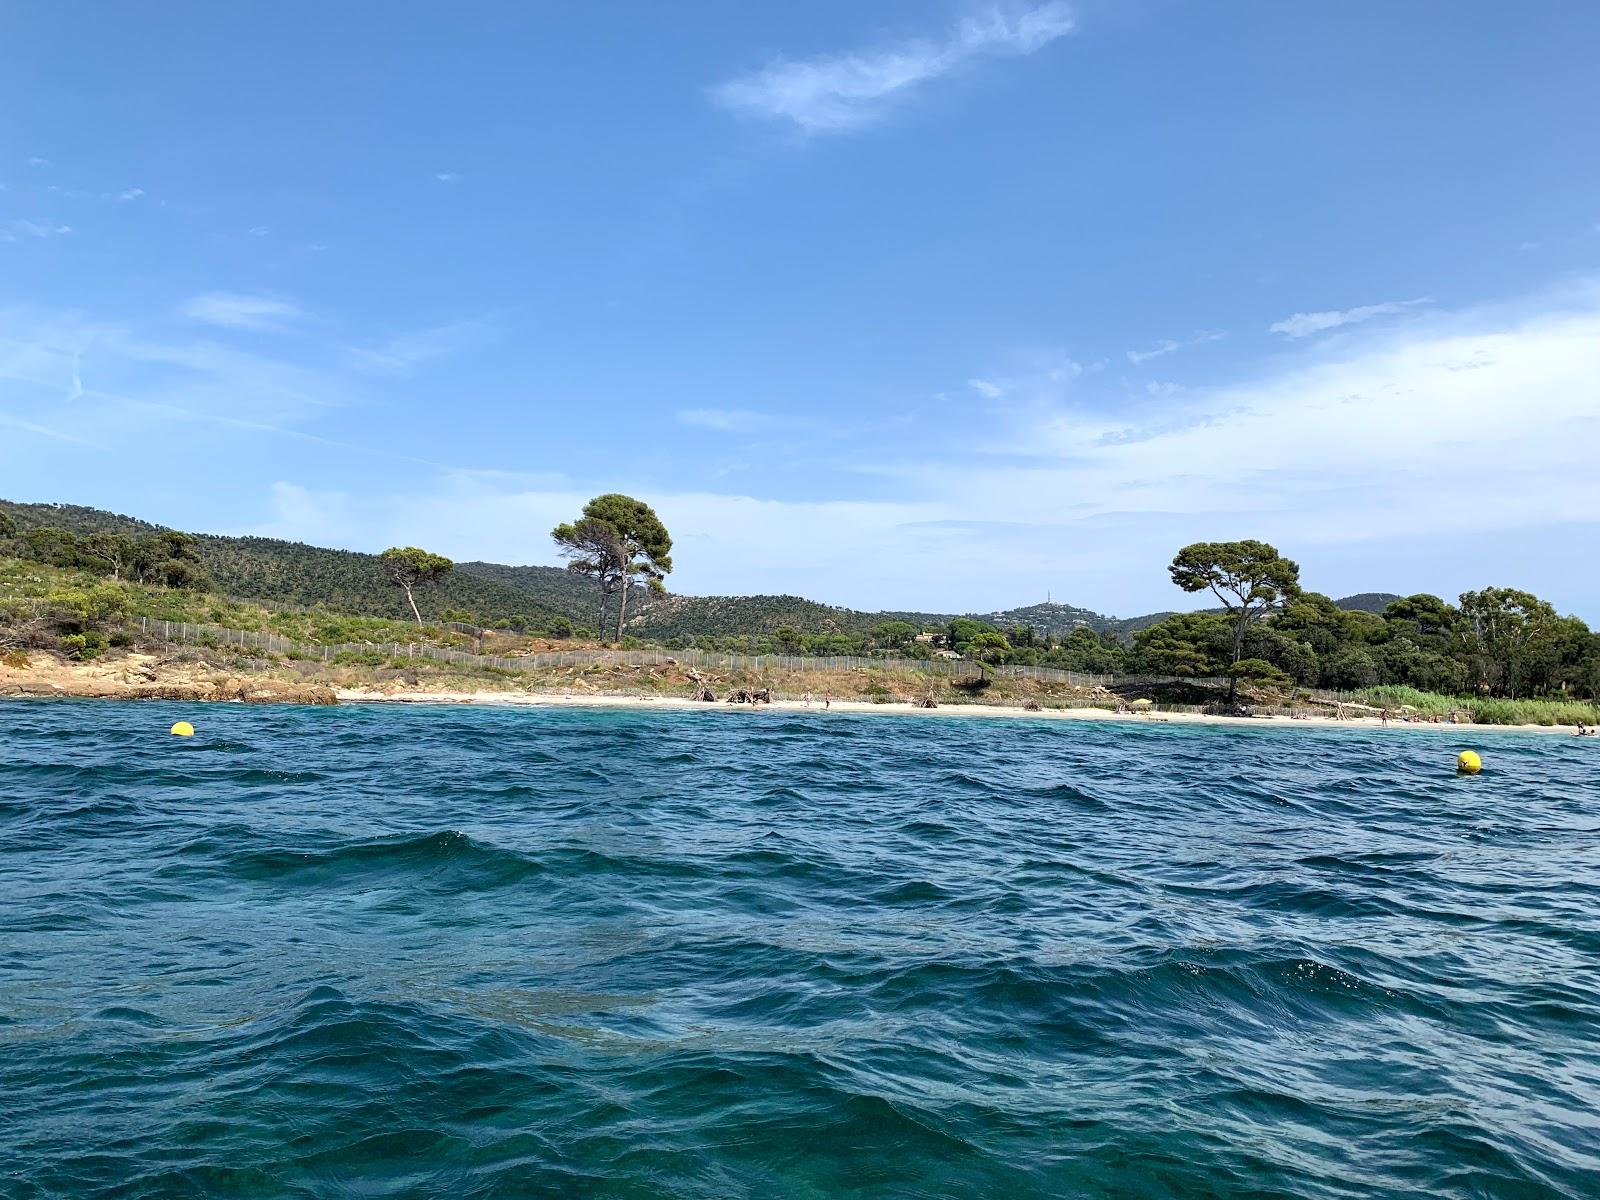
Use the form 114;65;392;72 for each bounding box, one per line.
60;631;108;660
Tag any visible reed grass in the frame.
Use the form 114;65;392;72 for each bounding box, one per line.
1356;685;1600;726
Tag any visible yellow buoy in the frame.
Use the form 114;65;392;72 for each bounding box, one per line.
1457;750;1481;775
170;721;195;738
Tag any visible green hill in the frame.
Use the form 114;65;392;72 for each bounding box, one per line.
454;560;641;626
4;497;1397;641
0;500;573;629
1333;592;1402;614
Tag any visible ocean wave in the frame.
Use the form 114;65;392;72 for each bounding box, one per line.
4;700;1600;1198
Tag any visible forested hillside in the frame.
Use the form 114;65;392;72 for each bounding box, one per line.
0;499;1407;641
0;501;571;628
1331;592;1403;614
619;593;949;641
454;561;642;625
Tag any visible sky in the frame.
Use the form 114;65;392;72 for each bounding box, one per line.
3;1;1599;619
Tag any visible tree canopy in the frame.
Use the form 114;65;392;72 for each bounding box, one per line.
552;494;672;644
1169;540;1301;697
380;547;454;624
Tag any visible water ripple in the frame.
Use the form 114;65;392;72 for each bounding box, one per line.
3;699;1599;1197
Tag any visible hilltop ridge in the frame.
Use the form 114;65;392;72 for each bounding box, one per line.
0;498;1393;638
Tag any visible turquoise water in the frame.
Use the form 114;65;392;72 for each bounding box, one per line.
3;700;1599;1199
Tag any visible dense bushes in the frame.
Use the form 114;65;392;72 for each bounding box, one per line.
1;521;209;590
0;581;131;659
1129;589;1600;702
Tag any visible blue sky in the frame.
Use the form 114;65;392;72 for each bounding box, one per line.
3;1;1599;618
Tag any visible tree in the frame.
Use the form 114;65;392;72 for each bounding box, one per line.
870;620;919;649
551;516;628;639
560;495;672;644
82;532;136;580
1169;540;1301;699
946;617;999;652
379;547;454;624
1383;594;1457;645
0;511;16;543
1228;658;1294;693
1131;612;1229;676
20;526;82;567
1456;587;1564;697
1320;646;1379;690
130;532;208;589
967;630;1013;665
1274;592;1352;657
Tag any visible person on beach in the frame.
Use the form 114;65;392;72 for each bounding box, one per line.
1381;708;1390;726
824;692;831;710
803;692;812;707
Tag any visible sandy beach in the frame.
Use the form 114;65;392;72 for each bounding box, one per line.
332;688;1582;736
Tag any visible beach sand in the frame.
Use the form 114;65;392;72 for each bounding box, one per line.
333;688;1577;735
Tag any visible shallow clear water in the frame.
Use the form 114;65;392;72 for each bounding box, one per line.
3;699;1599;1198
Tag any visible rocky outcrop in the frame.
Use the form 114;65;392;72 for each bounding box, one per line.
0;654;338;704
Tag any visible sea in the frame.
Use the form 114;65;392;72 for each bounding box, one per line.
3;698;1599;1199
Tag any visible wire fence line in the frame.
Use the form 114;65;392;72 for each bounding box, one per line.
135;616;1238;691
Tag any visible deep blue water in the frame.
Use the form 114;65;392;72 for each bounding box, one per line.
3;700;1600;1199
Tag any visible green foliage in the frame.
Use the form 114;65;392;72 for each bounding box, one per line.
871;620;919;648
1228;657;1294;690
553;494;673;643
380;546;454;624
1356;685;1600;727
1319;646;1379;690
0;572;132;659
947;617;1000;650
1454;587;1583;697
966;630;1013;664
12;524;208;589
0;498;576;632
1170;540;1301;698
3;500;1598;706
1132;612;1229;676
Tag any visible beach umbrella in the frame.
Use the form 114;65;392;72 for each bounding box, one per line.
1131;698;1154;707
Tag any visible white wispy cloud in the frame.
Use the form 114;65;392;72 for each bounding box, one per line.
10;282;1600;616
117;187;145;202
179;292;307;333
961;355;1082;408
247;225;269;238
1125;330;1225;365
27;156;50;168
434;171;461;183
711;2;1076;132
1268;297;1430;338
3;219;72;241
1126;339;1179;365
676;408;784;432
346;318;493;374
231;279;1600;614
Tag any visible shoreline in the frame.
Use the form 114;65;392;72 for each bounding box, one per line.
1;654;1585;736
331;688;1581;736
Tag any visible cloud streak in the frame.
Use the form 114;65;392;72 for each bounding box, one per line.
3;219;72;241
179;293;307;333
712;2;1075;132
1126;330;1226;365
345;318;495;375
1269;298;1430;338
676;408;796;433
223;279;1600;614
